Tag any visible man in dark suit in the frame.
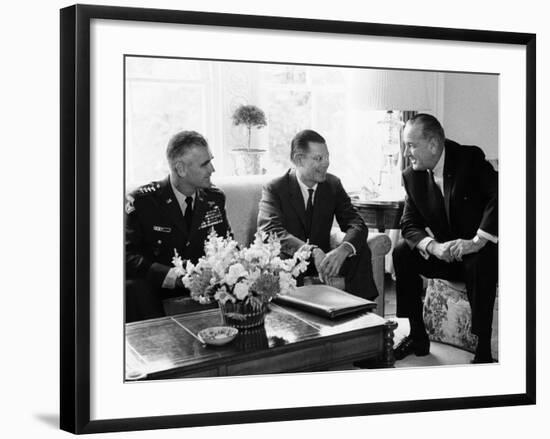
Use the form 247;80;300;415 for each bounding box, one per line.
125;131;231;322
257;129;378;300
393;114;498;363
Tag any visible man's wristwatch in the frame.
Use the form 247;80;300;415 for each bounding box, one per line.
472;235;487;246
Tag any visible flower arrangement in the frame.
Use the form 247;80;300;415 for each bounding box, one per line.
172;230;312;317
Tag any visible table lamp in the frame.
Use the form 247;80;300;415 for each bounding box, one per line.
353;69;433;199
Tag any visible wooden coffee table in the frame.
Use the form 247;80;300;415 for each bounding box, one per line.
125;304;397;380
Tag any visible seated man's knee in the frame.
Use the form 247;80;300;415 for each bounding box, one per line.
125;278;163;322
355;243;372;264
392;239;413;266
126;278;148;291
462;243;498;277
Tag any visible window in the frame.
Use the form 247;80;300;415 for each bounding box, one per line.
125;57;430;193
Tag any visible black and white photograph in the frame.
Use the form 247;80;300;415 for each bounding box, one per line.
123;56;500;381
58;4;535;432
3;1;546;438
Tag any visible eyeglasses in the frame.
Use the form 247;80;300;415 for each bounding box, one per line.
304;154;329;163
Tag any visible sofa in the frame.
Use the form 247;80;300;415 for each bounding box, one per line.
206;174;392;315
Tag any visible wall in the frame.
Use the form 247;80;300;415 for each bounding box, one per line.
443;73;499;159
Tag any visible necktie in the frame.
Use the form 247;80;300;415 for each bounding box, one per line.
184;196;193;231
305;188;314;238
428;170;447;225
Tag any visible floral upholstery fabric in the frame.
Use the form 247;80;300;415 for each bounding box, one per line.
423;279;498;359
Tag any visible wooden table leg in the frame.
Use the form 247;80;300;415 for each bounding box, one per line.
378;320;398;367
352;319;398;369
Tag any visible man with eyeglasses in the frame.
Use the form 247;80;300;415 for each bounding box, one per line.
257;129;378;300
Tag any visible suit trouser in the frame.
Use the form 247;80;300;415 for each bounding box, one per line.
392;239;498;338
302;244;379;300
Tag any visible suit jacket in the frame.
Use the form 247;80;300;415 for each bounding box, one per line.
125;177;231;288
400;139;498;248
257;169;367;257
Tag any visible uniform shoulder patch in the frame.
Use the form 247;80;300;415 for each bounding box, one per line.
127;181;162;210
130;181;162;199
125;194;135;214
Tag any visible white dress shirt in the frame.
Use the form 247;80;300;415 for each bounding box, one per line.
296;174;356;256
416;149;498;259
162;180;196;289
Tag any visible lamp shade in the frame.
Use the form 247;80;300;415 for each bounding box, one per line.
354;69;433;111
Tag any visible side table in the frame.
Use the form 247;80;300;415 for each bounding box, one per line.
351;197;404;317
351;198;404;233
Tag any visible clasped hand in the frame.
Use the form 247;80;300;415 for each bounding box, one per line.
429;238;484;262
313;245;349;282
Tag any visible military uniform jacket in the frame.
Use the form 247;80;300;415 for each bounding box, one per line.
400;140;498;248
125;177;231;288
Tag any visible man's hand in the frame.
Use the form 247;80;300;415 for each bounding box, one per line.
448;238;485;261
427;241;455;263
311;247;327;281
319;244;350;280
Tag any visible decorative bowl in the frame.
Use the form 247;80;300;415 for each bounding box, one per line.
198;326;239;346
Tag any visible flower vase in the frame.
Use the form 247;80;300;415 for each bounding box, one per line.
230;148;266;176
219;301;267;329
235;326;269;352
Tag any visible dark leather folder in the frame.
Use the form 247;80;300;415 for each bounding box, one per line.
274;285;376;319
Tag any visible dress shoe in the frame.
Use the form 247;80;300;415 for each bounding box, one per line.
394;335;430;361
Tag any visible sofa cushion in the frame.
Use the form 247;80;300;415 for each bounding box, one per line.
214;174;272;246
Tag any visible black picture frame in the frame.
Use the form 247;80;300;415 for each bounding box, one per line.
60;4;536;434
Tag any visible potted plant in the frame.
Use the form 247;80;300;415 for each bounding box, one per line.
230;104;268;175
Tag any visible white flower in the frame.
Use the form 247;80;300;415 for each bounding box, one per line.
292;260;310;277
278;271;296;295
173;229;309;305
248;267;261;282
233;281;250;300
225;263;247;285
185;260;196;272
242;246;270;266
273;257;293;271
172;249;187;276
214;286;235;304
181;275;192;289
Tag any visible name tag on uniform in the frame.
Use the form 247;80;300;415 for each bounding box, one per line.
153;226;172;233
199;205;223;229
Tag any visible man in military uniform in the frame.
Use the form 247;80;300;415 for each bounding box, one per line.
125;131;231;322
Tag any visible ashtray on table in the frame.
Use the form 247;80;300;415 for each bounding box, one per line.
198;326;239;346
